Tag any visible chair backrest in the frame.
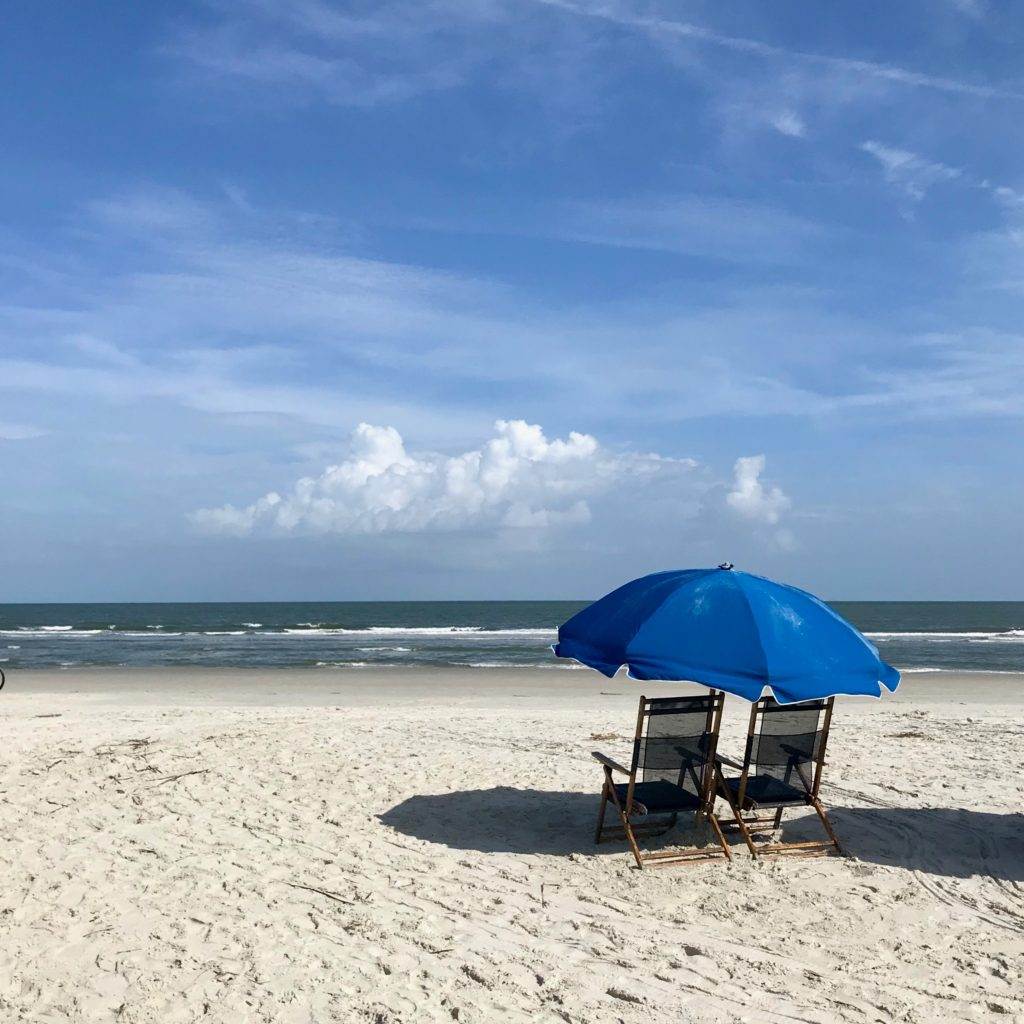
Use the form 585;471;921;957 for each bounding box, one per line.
626;692;724;810
738;696;834;803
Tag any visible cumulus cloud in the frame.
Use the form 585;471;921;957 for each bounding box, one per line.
191;419;693;537
726;455;790;525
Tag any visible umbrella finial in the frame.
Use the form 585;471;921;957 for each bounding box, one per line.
718;562;734;570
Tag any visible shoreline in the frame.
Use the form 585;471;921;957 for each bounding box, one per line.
1;665;1022;708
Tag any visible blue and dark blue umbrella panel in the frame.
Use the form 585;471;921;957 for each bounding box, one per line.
553;567;900;704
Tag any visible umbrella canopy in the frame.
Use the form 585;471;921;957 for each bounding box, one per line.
553;565;900;704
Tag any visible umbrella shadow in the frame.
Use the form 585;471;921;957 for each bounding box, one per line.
378;786;718;858
380;788;1024;880
819;806;1024;881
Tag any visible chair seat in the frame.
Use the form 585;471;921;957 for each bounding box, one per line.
614;780;702;814
721;774;809;807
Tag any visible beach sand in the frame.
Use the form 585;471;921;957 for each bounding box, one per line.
1;667;1022;1023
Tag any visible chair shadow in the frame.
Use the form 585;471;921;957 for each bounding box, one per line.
379;786;715;858
380;788;1024;880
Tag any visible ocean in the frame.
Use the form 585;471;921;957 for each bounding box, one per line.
0;601;1022;674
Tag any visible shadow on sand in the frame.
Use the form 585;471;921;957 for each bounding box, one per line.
381;788;616;858
380;787;1024;880
827;804;1024;880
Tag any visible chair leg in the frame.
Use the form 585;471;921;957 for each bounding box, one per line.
749;800;842;857
606;783;644;869
706;810;732;861
811;797;843;854
772;806;785;830
719;787;758;857
595;781;610;845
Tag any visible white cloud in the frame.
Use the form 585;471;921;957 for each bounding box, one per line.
175;27;464;107
7;186;1024;434
537;0;1022;101
190;419;694;537
168;1;528;110
0;422;47;441
860;141;1024;213
726;455;790;525
769;110;805;138
64;334;138;367
949;0;985;18
5;181;1024;448
861;141;962;202
557;195;821;263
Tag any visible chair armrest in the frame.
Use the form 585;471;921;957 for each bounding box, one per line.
714;753;745;771
779;743;820;764
592;751;631;775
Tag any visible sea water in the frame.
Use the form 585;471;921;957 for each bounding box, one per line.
0;601;1022;673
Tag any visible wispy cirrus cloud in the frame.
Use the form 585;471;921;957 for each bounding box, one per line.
860;141;963;202
533;0;1023;101
0;422;47;441
861;139;1024;207
173;24;465;107
6;185;1024;445
168;0;547;109
859;331;1024;416
948;0;986;18
164;0;1024;139
550;194;822;263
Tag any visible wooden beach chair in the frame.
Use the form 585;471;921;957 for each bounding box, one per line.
716;696;842;857
592;692;731;868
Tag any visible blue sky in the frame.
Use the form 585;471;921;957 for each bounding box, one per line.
2;1;1023;601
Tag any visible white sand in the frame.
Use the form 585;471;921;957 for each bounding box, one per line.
1;667;1022;1023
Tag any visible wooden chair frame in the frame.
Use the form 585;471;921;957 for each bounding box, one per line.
593;692;732;869
716;696;842;858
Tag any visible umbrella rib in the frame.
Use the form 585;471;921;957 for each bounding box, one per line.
732;573;772;695
621;570;711;674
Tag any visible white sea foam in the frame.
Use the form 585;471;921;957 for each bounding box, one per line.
461;661;572;669
314;661;373;668
241;622;262;628
867;630;1024;642
0;629;106;638
2;626;549;640
900;666;1023;675
282;626;553;637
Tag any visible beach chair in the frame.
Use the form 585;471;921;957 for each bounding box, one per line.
716;696;842;857
592;692;731;868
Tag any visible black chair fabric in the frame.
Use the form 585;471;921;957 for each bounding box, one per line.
614;780;703;814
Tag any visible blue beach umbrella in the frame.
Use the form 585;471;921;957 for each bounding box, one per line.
553;565;900;704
